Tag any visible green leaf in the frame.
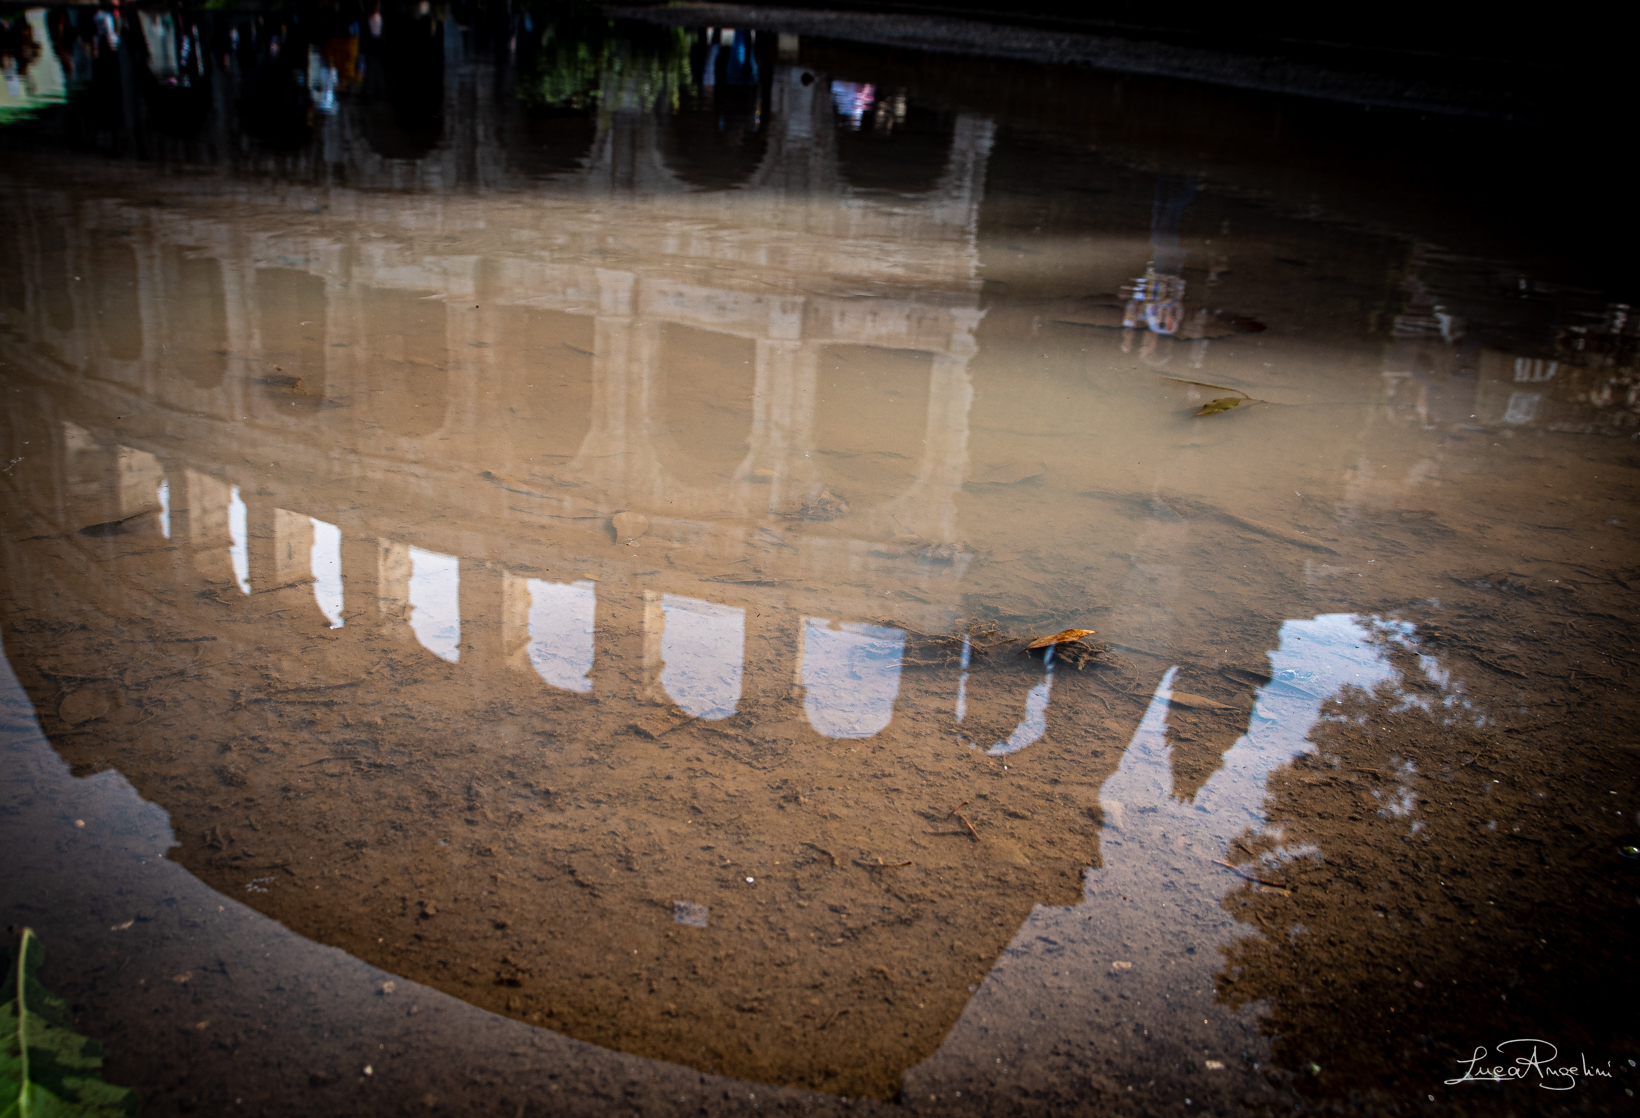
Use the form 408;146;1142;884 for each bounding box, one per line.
1196;397;1244;416
1;929;139;1118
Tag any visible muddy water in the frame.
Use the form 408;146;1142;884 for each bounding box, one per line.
3;10;1639;1115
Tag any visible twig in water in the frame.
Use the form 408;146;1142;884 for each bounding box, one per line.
818;1008;849;1031
1213;859;1291;890
855;857;913;869
803;842;839;867
948;801;980;842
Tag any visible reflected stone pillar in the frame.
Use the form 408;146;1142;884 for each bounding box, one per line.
114;446;165;519
588;581;649;706
376;539;413;624
175;466;235;587
337;534;380;624
500;571;533;675
889;310;979;542
744;306;818;514
928;114;996;234
335;532;395;646
244;497;279;592
336;537;415;650
753;64;841;197
273;509;316;586
740;602;802;714
570;269;639;498
458;558;506;677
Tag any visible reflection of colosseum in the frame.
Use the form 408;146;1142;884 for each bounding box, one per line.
0;62;1134;1099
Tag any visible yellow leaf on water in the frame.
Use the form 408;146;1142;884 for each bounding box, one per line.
1026;628;1096;650
1196;397;1243;416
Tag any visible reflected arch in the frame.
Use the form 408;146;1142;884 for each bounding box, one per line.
649;323;758;491
358;286;450;438
801;618;906;739
655;594;745;720
661;30;770;190
498;107;598;180
835;96;956;195
811;344;933;509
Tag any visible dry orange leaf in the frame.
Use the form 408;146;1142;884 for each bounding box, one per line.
1026;628;1096;650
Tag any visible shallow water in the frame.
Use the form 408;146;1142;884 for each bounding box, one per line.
2;7;1638;1115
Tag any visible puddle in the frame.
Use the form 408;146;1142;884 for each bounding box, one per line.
2;5;1638;1113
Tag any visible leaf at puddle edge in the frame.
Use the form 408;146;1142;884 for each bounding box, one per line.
1196;397;1244;416
2;928;140;1117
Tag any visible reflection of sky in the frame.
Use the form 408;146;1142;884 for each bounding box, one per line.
916;620;1410;1092
408;546;461;662
157;479;171;539
309;518;343;628
661;595;744;720
1192;614;1402;826
1099;613;1409;873
527;579;596;693
802;618;904;739
988;654;1053;756
228;486;250;595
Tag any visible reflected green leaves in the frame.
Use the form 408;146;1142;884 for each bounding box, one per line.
518;14;692;112
1;929;140;1117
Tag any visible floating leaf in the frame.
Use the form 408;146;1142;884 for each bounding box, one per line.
2;928;141;1116
1025;628;1096;650
1196;397;1244;416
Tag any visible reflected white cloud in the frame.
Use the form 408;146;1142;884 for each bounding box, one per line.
309;518;344;629
802;618;905;739
408;546;461;662
660;595;744;720
527;579;596;693
158;479;171;539
228;486;250;595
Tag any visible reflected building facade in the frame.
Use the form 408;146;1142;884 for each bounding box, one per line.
7;17;1636;1105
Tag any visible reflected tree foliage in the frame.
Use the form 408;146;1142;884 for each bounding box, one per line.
515;9;691;112
1215;632;1638;1102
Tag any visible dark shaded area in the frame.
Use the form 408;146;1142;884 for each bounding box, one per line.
634;0;1632;119
834;96;952;195
0;3;1631;293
